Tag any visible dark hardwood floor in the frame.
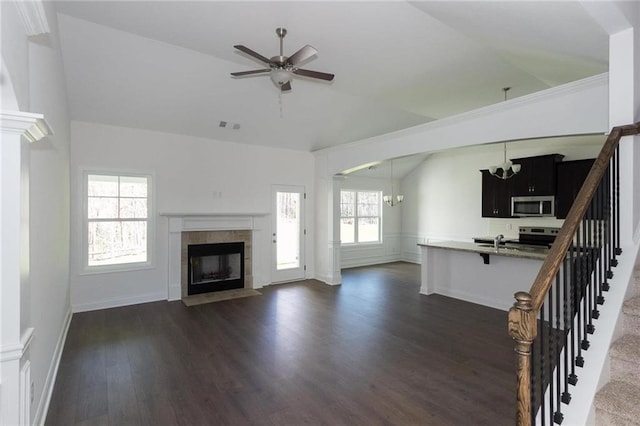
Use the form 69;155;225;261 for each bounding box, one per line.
46;262;516;425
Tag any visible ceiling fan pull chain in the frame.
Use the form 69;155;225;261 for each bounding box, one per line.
279;91;284;118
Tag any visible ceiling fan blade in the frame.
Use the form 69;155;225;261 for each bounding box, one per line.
233;45;271;65
281;81;292;92
231;69;271;77
293;68;335;81
286;45;318;66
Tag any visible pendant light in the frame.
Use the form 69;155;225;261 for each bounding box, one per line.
489;87;521;180
383;159;404;207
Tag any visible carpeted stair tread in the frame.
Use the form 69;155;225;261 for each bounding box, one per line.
624;296;640;317
595;381;640;425
610;334;640;386
610;334;640;362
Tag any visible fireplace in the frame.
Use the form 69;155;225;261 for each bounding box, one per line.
187;242;244;295
179;229;253;300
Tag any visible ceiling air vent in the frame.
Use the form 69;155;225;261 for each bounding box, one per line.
219;121;241;130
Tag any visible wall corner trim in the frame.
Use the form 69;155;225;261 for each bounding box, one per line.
13;0;50;36
0;110;53;141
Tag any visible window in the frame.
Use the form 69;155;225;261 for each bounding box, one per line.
340;190;381;244
85;173;151;271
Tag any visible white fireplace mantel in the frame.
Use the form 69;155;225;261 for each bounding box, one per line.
160;212;270;301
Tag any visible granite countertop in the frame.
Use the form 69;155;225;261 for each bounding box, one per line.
418;240;548;261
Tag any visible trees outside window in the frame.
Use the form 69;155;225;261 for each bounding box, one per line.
340;190;381;244
85;173;152;271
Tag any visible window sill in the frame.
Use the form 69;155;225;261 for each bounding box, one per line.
79;261;155;276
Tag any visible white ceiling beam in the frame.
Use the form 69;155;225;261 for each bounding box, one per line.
579;1;637;35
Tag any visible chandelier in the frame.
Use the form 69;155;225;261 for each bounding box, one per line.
383;160;404;207
489;142;521;180
489;87;521;180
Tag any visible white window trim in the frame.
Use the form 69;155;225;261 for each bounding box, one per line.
80;169;155;275
340;189;383;246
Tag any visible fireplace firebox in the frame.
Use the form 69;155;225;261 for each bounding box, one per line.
187;242;245;295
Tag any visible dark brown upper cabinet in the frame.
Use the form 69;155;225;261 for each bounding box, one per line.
481;169;512;218
556;159;600;219
510;154;564;196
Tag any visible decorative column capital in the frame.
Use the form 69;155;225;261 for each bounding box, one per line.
0;110;52;142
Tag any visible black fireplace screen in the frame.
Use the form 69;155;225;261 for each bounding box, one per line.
187;242;244;295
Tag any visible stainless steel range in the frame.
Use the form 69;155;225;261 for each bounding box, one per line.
517;226;560;248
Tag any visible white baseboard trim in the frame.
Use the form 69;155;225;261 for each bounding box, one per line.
33;308;72;426
341;255;402;269
168;285;181;301
426;288;511;312
72;291;166;313
314;273;342;285
401;252;421;264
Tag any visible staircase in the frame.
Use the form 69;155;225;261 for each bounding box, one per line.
595;267;640;425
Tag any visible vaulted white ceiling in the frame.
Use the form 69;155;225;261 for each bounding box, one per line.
54;1;608;152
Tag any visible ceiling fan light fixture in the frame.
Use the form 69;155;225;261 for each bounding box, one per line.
270;68;292;86
231;28;334;93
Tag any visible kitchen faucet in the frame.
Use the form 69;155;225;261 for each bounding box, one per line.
494;234;504;250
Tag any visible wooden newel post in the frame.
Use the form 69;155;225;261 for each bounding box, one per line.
508;291;537;426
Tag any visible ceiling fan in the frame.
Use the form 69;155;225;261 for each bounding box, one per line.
231;27;335;92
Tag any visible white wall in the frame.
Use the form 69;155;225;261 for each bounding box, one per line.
1;1;72;423
69;121;315;311
339;176;403;268
400;135;605;262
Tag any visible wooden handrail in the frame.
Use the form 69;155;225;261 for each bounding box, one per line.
509;122;640;425
528;122;640;311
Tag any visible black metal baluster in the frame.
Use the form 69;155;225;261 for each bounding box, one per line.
580;213;591;351
591;189;601;321
604;164;612;283
554;273;564;424
568;242;578;385
548;289;554;426
603;162;613;289
593;171;611;306
575;223;585;367
615;145;622;256
586;198;596;334
563;253;574;399
541;300;546;426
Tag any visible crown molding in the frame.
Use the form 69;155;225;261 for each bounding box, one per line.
0;110;53;142
14;0;50;36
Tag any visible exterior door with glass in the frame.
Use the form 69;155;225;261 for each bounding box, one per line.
271;185;305;283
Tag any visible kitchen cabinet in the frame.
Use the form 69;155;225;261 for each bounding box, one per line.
481;169;511;218
556;159;600;219
510;154;564;196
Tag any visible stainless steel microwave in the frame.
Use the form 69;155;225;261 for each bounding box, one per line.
511;196;555;217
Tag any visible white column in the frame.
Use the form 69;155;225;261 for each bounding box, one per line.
0;111;51;426
325;176;343;285
609;28;639;246
419;246;436;295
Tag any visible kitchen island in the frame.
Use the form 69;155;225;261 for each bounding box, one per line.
418;240;548;311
